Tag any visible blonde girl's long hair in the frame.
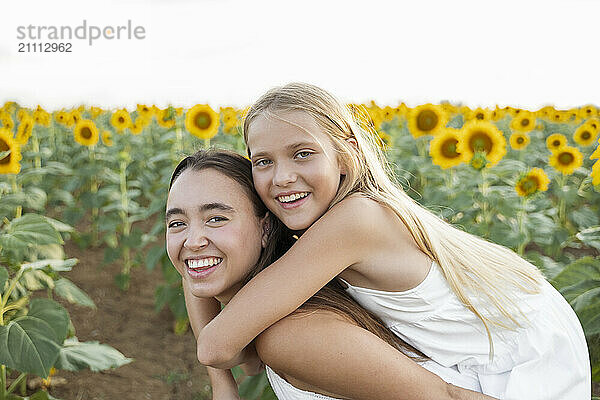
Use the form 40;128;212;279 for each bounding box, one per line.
243;82;547;355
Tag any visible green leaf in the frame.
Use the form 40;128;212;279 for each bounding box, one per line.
0;214;63;251
0;266;8;292
576;226;600;251
21;259;78;272
114;273;130;291
54;278;96;309
42;216;74;233
145;246;165;271
238;371;270;399
0;317;61;378
28;299;70;345
54;337;132;372
525;251;565;280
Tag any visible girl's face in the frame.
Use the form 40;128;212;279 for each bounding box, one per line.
166;168;267;302
247;110;343;232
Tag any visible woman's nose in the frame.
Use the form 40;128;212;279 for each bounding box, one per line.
183;228;209;250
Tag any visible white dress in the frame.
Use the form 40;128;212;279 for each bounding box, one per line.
266;357;483;400
337;261;591;400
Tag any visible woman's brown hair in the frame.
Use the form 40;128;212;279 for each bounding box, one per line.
170;148;425;359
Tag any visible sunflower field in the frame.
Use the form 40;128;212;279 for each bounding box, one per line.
0;100;599;399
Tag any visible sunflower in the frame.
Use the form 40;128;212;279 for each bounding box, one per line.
65;110;81;127
429;128;465;169
466;107;491;122
17;109;31;122
573;123;599;147
490;108;507;121
185;104;219;139
549;145;583;175
592;160;600;186
55;111;69;125
549;110;570;123
0;112;14;131
73;119;99;147
0;127;22;174
394;103;409;117
545;133;567;151
509;132;530;150
407;104;448;138
578;105;598;119
515;168;550;197
586;117;599;132
510;111;536;133
33;106;51;127
457;120;507;166
110;109;132;133
15;116;34;145
90;106;104;119
101;130;113;146
156;107;177;129
130;118;146;135
136;104;154;119
220;107;240;135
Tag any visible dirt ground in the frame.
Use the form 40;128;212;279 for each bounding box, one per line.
48;242;212;400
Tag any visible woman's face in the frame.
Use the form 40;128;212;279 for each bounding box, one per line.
166;168;267;302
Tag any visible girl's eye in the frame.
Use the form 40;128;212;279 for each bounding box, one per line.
295;151;312;159
168;221;184;229
254;159;272;167
208;216;228;224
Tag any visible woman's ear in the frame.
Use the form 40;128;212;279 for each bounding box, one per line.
260;213;271;248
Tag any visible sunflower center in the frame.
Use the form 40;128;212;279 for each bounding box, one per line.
552;140;561;147
81;127;92;139
476;113;484;120
558;152;574;165
416;110;438;132
581;131;591;140
118;117;125;124
516;137;524;144
520;118;530;127
469;131;493;153
194;112;212;129
441;138;460;158
520;176;539;194
0;139;10;164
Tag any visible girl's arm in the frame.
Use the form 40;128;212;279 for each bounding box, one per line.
197;196;393;367
183;280;241;399
255;310;496;400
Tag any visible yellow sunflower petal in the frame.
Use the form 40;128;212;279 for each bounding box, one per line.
407;104;448;138
73;119;99;147
185;104;219;139
110;109;132;133
457;120;507;166
0;127;22;174
546;133;567;151
429;128;466;169
574;123;599;147
515;168;550;197
549;145;584;175
509;132;530;150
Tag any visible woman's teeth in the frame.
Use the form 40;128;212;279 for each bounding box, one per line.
187;257;222;270
278;192;309;203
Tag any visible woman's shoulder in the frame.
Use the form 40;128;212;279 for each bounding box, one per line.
255;309;352;363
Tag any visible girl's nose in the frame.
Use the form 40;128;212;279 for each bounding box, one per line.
272;164;297;187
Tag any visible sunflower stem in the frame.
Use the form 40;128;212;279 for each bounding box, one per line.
6;372;26;395
89;146;99;246
517;197;529;256
0;364;6;400
9;175;21;219
119;157;131;290
175;127;184;155
479;168;491;238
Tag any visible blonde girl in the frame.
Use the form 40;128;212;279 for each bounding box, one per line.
167;149;495;400
197;83;591;399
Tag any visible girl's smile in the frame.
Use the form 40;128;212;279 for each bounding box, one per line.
247;111;343;232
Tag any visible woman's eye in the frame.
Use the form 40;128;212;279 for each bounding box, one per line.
208;216;228;223
168;221;184;229
255;159;271;167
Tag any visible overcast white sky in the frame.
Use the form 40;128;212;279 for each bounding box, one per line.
2;0;599;111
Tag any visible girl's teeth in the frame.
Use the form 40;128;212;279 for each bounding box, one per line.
278;192;308;203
